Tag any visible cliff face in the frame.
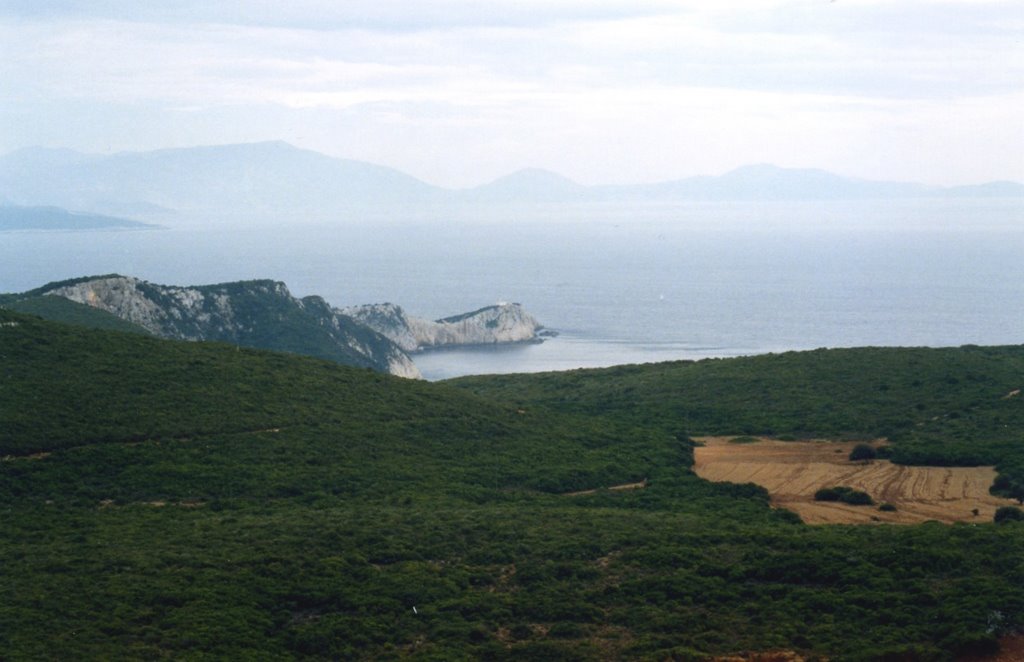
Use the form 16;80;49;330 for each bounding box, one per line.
336;303;422;353
340;302;550;353
36;275;421;378
27;275;551;378
298;296;421;379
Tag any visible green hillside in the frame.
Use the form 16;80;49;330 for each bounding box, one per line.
2;310;1024;660
452;348;1024;499
0;293;152;335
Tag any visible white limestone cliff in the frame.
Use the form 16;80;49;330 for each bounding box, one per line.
338;302;551;353
43;275;241;338
35;275;548;378
40;275;421;378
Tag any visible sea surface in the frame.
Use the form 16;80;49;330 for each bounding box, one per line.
2;199;1022;380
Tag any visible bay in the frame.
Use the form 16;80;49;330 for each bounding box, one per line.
2;199;1022;380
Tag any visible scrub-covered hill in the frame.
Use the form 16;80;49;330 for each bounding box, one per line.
3;310;1024;660
452;347;1024;499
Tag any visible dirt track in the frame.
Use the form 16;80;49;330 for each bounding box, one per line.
564;479;648;497
693;437;1018;525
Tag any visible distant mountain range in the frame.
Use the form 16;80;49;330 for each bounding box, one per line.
1;141;1020;224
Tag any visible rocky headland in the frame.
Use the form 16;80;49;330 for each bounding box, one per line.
16;275;551;378
339;301;551;353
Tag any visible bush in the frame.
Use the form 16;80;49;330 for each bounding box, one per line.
842;490;874;506
814;486;874;506
814;487;841;502
878;503;897;512
994;506;1024;524
548;622;584;639
509;624;533;640
849;444;877;461
991;475;1024;504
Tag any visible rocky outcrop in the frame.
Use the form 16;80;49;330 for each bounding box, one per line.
28;275;551;378
339;301;551;353
35;275;421;378
336;303;423;353
299;295;421;379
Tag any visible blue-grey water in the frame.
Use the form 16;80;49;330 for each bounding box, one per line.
2;199;1022;380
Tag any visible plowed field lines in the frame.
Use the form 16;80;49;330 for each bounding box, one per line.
693;437;1018;524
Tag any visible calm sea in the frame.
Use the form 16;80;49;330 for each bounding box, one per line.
2;199;1022;380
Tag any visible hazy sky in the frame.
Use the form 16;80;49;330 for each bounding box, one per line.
1;0;1021;187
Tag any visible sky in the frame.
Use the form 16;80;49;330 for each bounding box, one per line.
1;0;1022;188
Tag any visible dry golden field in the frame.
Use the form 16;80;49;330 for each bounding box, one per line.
693;437;1018;525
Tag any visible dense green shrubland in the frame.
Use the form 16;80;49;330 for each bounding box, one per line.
3;308;1024;660
453;346;1024;493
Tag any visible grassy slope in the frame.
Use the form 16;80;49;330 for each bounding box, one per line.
3;311;1024;660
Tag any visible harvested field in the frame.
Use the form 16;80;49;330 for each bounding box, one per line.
693;437;1018;525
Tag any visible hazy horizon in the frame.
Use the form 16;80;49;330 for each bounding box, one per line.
2;1;1021;189
4;140;1019;191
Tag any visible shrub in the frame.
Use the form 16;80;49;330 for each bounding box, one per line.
548;622;584;639
878;503;897;512
814;486;874;506
842;490;874;506
814;487;841;502
509;624;533;640
991;476;1024;504
849;444;877;461
994;506;1024;524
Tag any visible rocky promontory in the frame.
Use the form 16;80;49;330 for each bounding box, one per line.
339;301;552;353
33;275;421;378
14;275;551;378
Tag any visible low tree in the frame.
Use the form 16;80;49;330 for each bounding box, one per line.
815;486;874;506
849;443;877;462
815;487;841;502
994;506;1024;524
843;489;874;506
991;475;1024;505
